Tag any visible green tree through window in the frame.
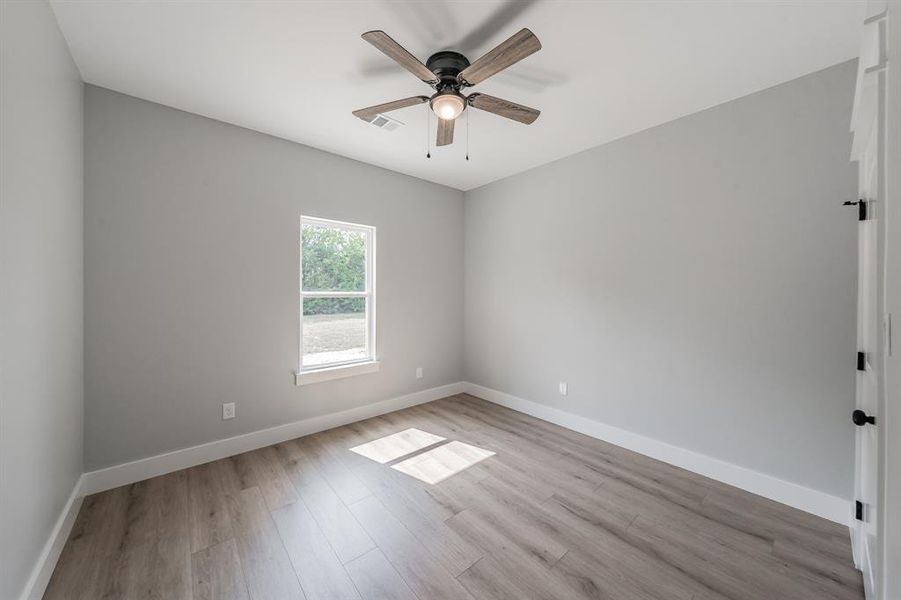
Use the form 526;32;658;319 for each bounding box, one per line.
302;224;366;315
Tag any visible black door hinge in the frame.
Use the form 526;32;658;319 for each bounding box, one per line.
855;500;864;521
857;351;866;371
843;199;869;221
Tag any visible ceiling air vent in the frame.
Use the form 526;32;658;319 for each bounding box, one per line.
364;113;404;131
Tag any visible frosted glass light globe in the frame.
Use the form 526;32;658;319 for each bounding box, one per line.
431;93;465;120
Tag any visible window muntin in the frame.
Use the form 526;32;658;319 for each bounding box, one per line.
300;216;375;371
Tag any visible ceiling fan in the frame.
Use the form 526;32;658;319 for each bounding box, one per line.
352;28;541;147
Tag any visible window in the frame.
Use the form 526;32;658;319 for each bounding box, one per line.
298;216;376;384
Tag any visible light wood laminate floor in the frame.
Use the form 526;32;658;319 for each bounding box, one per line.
44;394;863;600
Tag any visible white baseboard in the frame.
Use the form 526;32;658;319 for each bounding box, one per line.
19;475;85;600
82;381;467;495
464;382;851;525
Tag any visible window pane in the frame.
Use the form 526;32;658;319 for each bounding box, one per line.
302;297;367;367
302;224;367;292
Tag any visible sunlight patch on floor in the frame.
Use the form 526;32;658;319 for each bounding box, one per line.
391;440;496;484
349;428;445;464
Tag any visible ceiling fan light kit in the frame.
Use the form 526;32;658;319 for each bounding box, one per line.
354;28;542;152
431;92;466;120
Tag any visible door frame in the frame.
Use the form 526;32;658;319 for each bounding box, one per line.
879;5;900;600
849;3;893;599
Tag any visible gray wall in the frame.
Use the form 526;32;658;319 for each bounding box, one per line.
84;86;464;471
463;60;858;498
0;1;84;598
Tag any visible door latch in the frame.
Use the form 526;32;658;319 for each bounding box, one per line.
843;199;868;221
852;410;876;426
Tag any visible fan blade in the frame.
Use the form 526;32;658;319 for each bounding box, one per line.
353;96;430;121
457;28;541;86
468;93;539;124
361;31;437;84
436;118;455;146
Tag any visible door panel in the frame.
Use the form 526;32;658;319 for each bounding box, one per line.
850;10;886;596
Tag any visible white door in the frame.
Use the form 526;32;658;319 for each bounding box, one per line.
850;8;887;598
854;166;881;599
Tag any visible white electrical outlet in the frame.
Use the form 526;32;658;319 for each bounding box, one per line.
416;367;423;379
222;402;236;420
559;382;568;396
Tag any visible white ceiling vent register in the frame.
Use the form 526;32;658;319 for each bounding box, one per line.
362;113;404;131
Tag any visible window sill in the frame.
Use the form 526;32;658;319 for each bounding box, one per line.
295;360;380;386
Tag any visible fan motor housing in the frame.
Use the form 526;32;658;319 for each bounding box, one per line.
426;51;470;90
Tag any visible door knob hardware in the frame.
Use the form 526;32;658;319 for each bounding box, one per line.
852;409;876;426
843;199;870;221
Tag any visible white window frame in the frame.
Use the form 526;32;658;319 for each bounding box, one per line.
296;216;377;385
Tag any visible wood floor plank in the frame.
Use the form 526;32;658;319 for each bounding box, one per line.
96;471;193;600
225;487;305;600
192;539;251;600
449;395;710;506
327;424;484;576
627;515;858;600
402;402;481;435
772;538;864;590
283;439;376;564
240;446;300;510
43;487;131;599
188;461;236;553
348;494;476;600
701;488;853;560
706;482;851;538
101;536;193;599
595;465;861;595
542;487;638;536
422;461;491;516
344;549;418;600
419;402;605;500
553;549;680;600
271;499;362;600
541;488;732;599
45;395;862;600
457;555;545;600
258;475;300;512
446;508;576;600
419;406;577;503
210;455;251;494
462;484;571;568
303;434;372;505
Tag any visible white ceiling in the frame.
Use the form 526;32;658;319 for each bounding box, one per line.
50;1;863;191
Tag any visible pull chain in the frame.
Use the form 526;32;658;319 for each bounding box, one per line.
426;107;431;158
465;108;470;161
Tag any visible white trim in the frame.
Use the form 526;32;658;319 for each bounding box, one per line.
19;475;85;600
300;215;374;233
296;360;380;385
82;381;466;495
302;290;368;298
464;382;852;525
